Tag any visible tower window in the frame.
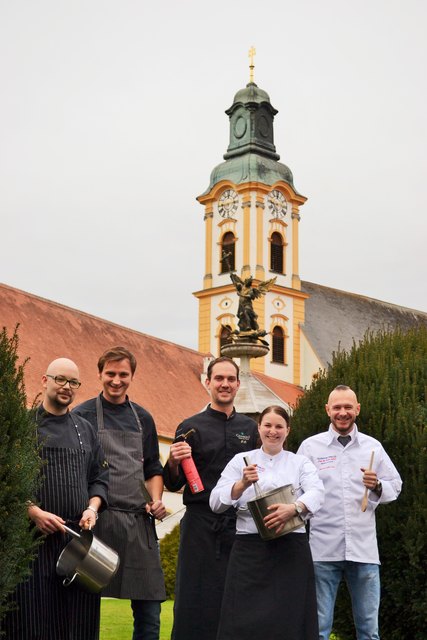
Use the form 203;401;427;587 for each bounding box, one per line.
272;326;285;364
219;325;233;354
221;232;235;273
270;232;284;274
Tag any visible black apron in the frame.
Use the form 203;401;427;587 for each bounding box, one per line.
172;506;237;640
95;395;165;600
3;421;101;640
216;532;319;640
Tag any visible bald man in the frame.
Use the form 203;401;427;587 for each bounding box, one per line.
2;358;109;640
297;385;402;640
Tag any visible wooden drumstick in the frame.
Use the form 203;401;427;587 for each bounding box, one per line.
361;450;375;512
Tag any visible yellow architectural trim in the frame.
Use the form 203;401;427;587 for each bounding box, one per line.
204;210;213;289
215;313;236;326
218;218;238;228
217;226;239;274
268;227;288;276
198;180;307;207
198;297;212;353
270;314;289;328
292;297;305;385
291;208;301;290
193;282;309;300
269;315;289;366
268;218;288;230
251;297;266;374
256;199;264;279
197;180;238;204
215;315;236;357
269;181;307;207
242;196;251;278
251;356;265;374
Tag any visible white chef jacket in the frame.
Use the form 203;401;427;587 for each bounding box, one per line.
297;425;402;564
209;448;324;534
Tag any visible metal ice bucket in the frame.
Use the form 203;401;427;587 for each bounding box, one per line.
247;484;304;541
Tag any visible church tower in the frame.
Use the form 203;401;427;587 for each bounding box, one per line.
194;62;307;386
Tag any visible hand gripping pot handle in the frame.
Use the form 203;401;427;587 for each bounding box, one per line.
56;525;120;593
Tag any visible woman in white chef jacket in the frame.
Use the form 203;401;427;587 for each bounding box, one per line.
210;405;324;640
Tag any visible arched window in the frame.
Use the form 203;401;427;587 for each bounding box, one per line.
270;232;284;274
221;232;235;273
272;326;285;364
219;325;233;353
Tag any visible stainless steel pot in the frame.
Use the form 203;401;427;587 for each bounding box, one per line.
247;484;304;541
56;525;120;593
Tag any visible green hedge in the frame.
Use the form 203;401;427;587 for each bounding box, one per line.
289;326;427;639
160;523;180;600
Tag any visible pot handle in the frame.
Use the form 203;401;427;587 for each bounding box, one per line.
63;573;77;588
243;456;262;498
62;524;82;539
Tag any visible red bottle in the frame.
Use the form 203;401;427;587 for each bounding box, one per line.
175;428;204;494
181;457;204;494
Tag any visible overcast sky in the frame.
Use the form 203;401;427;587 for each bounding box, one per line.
1;0;426;350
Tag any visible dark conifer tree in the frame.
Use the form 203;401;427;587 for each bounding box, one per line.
0;326;41;622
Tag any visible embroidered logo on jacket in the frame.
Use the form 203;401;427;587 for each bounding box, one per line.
236;432;251;444
316;455;337;470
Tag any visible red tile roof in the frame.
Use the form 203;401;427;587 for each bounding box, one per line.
0;283;210;439
252;371;304;408
1;282;304;439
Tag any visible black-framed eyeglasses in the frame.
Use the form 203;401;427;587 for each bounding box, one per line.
46;375;81;389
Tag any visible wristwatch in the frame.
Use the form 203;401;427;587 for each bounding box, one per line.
294;502;304;516
373;480;382;495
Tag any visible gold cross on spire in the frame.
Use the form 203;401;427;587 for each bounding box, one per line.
248;46;256;83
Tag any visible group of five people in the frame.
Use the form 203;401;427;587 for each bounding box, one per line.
2;350;401;640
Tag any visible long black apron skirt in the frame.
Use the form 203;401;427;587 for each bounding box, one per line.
2;446;101;640
95;399;165;600
216;532;319;640
172;506;236;640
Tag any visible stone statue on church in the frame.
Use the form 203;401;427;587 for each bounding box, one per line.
223;251;276;341
230;272;276;333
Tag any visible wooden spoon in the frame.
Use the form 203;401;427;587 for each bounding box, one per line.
361;450;375;512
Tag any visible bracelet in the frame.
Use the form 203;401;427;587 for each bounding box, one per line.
86;505;98;520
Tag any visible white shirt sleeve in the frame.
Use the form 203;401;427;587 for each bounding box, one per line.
209;453;246;513
297;455;325;517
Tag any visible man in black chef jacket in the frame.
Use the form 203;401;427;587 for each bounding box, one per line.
164;356;258;640
2;357;109;640
73;346;166;640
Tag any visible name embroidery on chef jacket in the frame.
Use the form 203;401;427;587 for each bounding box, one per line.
236;433;251;444
316;455;337;470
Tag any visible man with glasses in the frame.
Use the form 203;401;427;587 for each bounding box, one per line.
2;357;109;640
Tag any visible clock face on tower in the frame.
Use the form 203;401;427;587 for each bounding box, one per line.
267;189;288;218
218;189;238;218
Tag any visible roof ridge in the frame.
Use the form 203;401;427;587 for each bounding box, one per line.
301;280;427;316
0;282;209;356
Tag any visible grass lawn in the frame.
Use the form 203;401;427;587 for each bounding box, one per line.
100;598;173;640
100;598;340;640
